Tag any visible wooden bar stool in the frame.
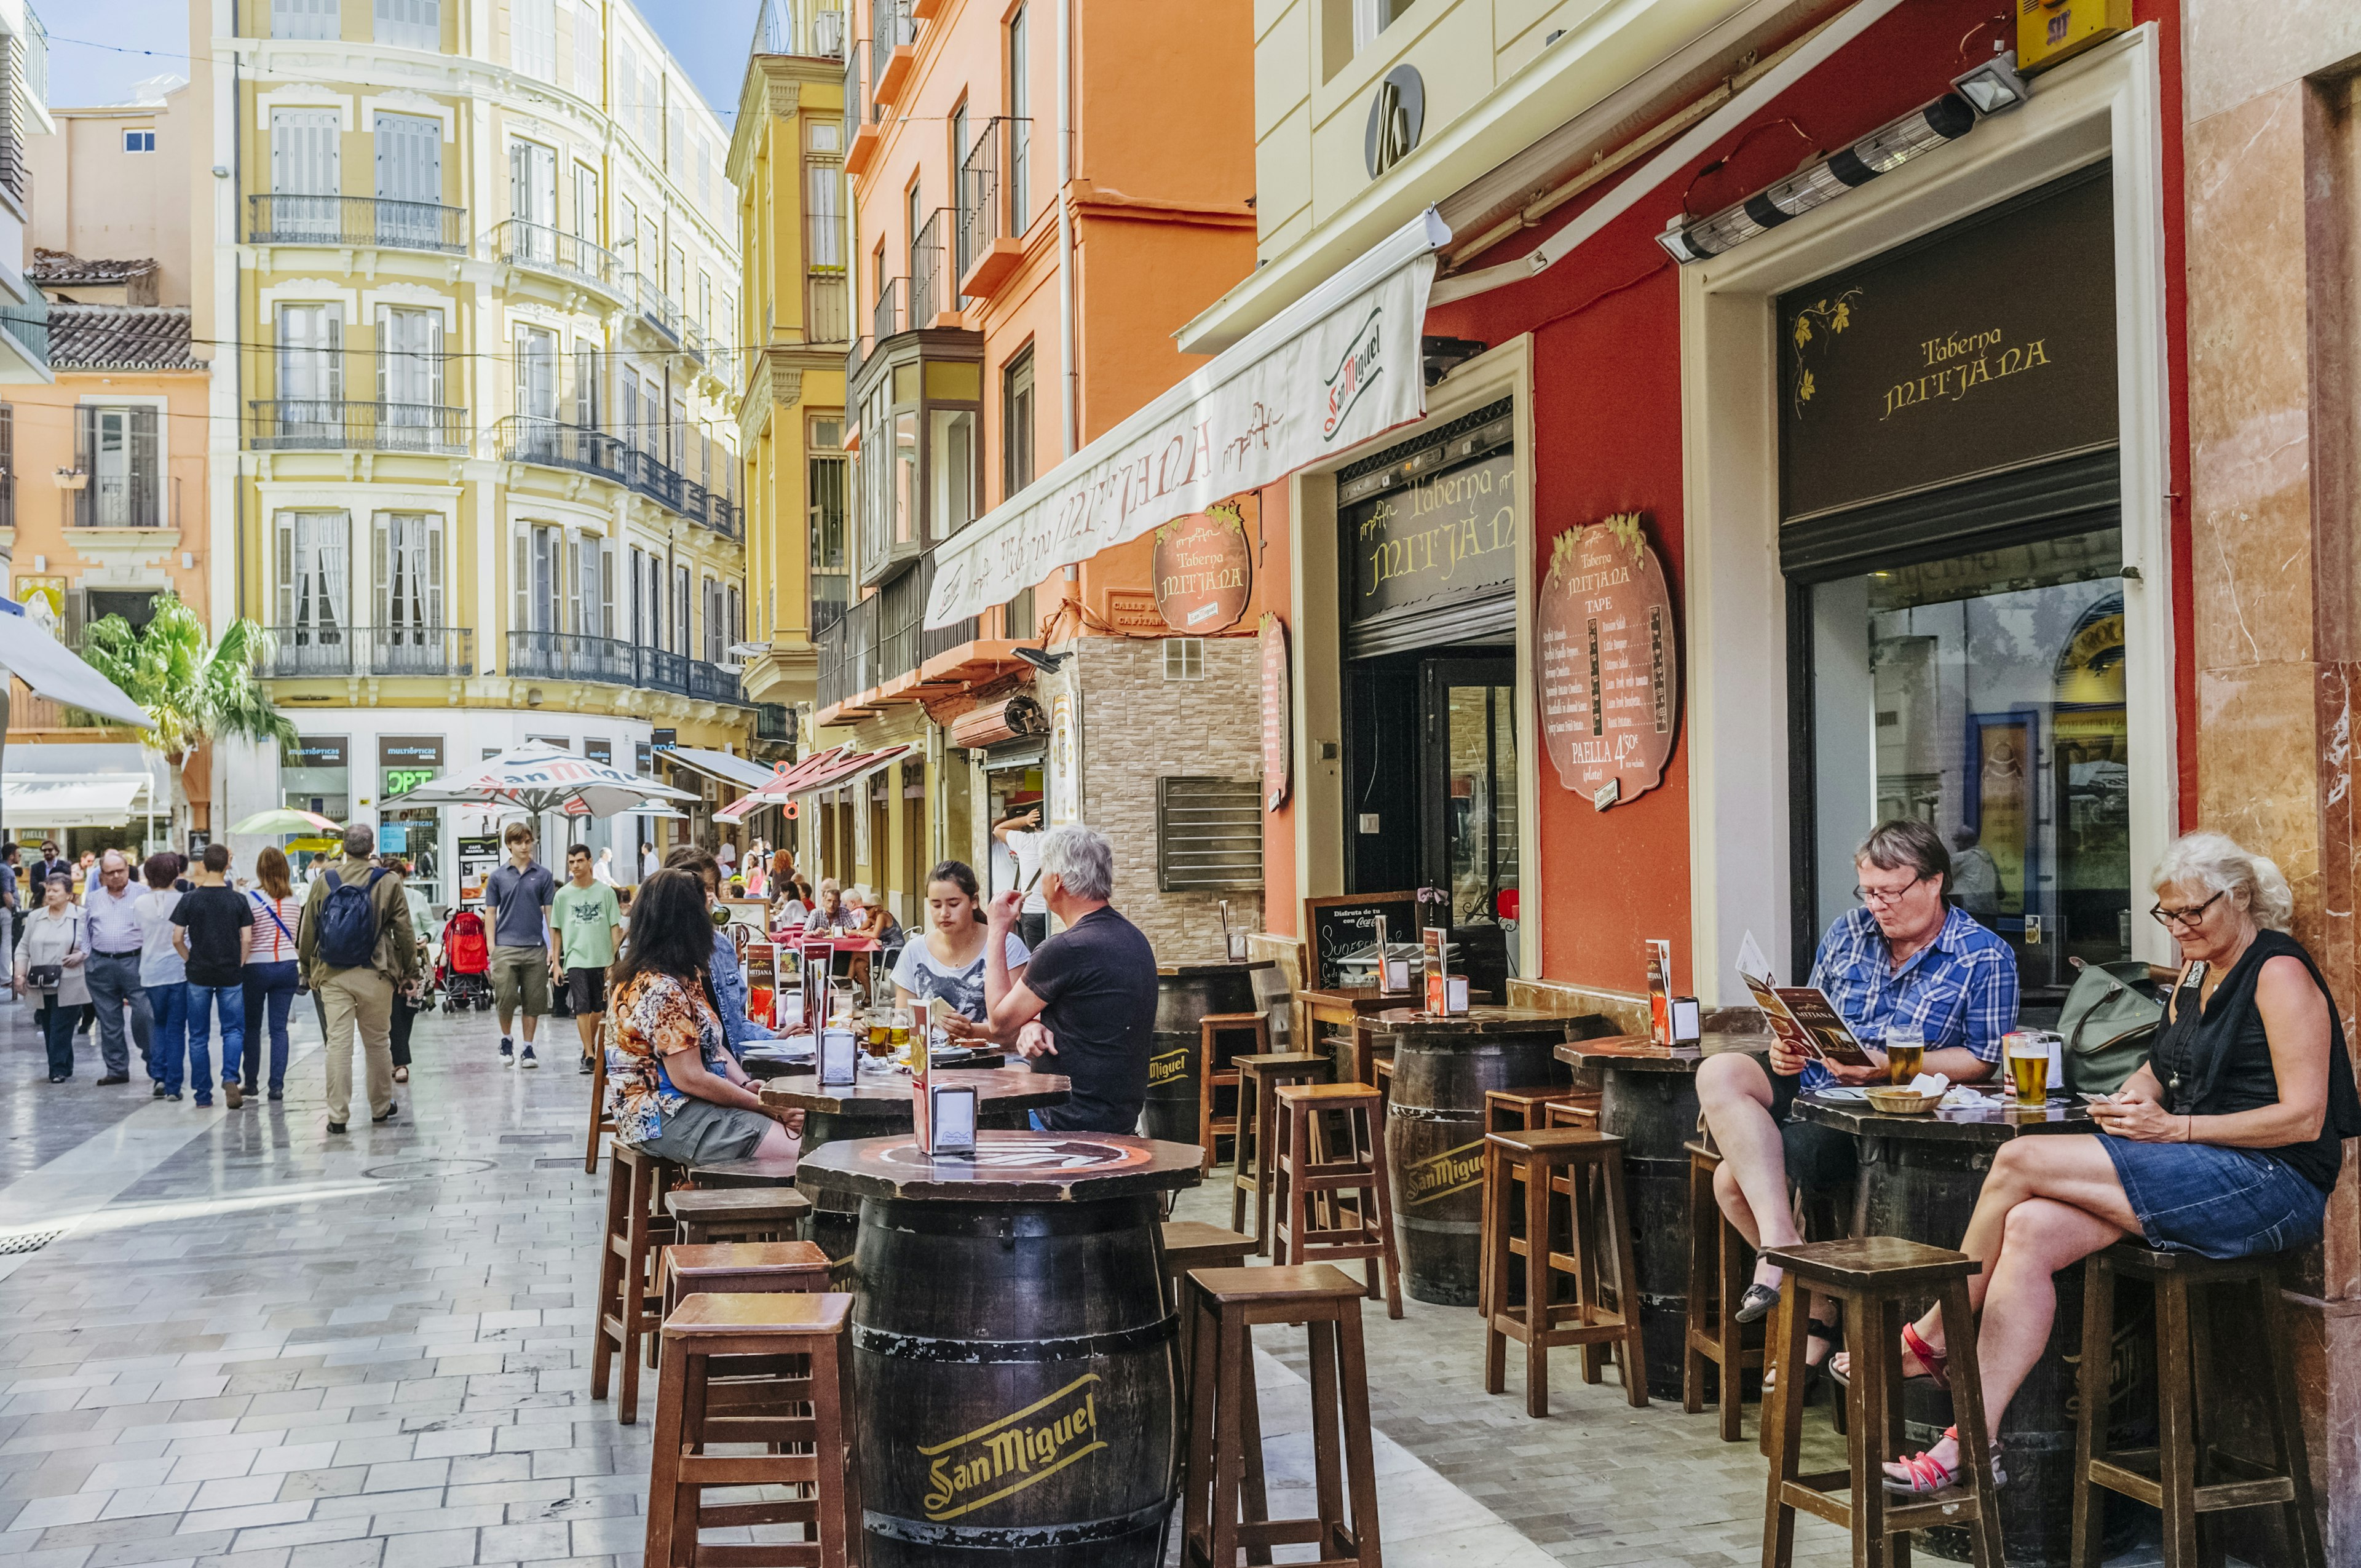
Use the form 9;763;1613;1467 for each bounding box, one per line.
1270;1082;1404;1319
1197;1012;1269;1176
1232;1051;1329;1251
1542;1093;1602;1131
1682;1140;1760;1442
592;1141;683;1425
584;1019;615;1173
644;1292;860;1568
1480;1127;1648;1416
1181;1265;1381;1568
661;1240;832;1324
688;1155;801;1189
668;1187;813;1246
2071;1241;2325;1568
1370;1056;1394;1120
1160;1221;1257;1313
1760;1237;2003;1568
1484;1083;1580;1134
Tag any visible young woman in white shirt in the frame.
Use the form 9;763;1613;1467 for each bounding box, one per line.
240;846;305;1102
892;861;1030;1039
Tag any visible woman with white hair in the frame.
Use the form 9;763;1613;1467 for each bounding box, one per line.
1866;831;2361;1495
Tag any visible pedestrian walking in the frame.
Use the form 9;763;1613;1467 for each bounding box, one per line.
297;823;418;1133
485;823;556;1067
0;842;22;984
980;825;1160;1134
640;840;660;882
390;859;432;1084
241;847;304;1102
554;843;623;1074
77;851;148;1087
134;855;188;1099
594;846;619;886
170;844;251;1109
13;874;89;1082
991;806;1052;951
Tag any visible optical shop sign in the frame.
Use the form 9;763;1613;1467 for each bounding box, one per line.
924;216;1446;628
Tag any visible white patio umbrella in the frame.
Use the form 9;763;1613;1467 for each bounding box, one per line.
397;745;698;818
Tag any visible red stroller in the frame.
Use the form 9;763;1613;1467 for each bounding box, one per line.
436;907;495;1012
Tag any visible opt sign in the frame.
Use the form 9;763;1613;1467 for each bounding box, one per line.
1536;513;1679;808
1260;613;1291;813
1152;505;1253;633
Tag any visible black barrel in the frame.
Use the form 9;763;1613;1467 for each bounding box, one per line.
1596;1066;1701;1400
1142;962;1267;1147
1379;1010;1572;1307
1857;1136;2148;1566
850;1192;1178;1567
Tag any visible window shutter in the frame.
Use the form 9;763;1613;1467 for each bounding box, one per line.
574;346;598;430
277;513;297;627
129;409;158;528
426;516;445;630
599;542;615;638
323;515;350;630
374;512;392;629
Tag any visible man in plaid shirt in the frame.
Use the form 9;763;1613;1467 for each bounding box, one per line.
1694;819;2020;1347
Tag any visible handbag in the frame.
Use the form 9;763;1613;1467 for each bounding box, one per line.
26;909;77;990
2058;957;2164;1094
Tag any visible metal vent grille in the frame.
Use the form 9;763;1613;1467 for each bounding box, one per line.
1157;776;1263;893
0;1229;64;1256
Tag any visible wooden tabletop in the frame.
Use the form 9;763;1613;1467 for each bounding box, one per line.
1297;987;1405;1012
759;1066;1072;1117
1158;959;1275;978
1554;1034;1769;1073
1366;1005;1573;1037
793;1130;1206;1204
1793;1091;2095;1145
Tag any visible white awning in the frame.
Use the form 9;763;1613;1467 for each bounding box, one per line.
2;775;148;826
923;208;1453;628
0;609;152;729
660;747;778;791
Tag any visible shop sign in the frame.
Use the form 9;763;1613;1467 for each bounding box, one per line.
1347;450;1517;625
379;735;443;802
1778;169;2116;522
283;736;347;769
1152;504;1253;633
584;737;612;765
1538;513;1679;809
1260;614;1291;813
1047;692;1080;826
652;727;678;748
1364;65;1425;179
636;741;655;772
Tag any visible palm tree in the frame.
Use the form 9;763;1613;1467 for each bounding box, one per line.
74;592;298;835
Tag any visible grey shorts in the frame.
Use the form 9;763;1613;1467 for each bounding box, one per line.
491;945;551;1015
631;1095;774;1166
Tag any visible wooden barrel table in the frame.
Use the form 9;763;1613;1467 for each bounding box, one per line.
1296;986;1409;1086
737;1043;1005;1082
1797;1094;2148;1567
1142;960;1271;1147
796;1131;1204;1567
762;1067;1072;1261
1370;1007;1576;1306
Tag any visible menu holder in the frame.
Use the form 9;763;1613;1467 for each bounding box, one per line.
1422;927;1468;1016
744;943;778;1029
1669;996;1702;1046
1742;973;1879;1068
1645;938;1673;1045
929;1084;979;1155
818;1021;858;1086
910;998;935;1150
1374;916;1410;994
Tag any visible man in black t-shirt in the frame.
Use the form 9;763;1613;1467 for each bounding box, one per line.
983;825;1159;1134
170;843;253;1109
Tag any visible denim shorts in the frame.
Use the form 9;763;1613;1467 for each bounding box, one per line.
2100;1139;2329;1259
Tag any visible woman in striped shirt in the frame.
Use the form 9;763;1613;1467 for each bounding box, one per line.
240;846;305;1102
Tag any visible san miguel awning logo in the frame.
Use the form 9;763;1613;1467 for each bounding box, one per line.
1401;1139;1485;1206
918;1374;1104;1522
1322;308;1385;442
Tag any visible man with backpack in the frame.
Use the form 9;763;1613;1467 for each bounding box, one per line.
297;822;419;1133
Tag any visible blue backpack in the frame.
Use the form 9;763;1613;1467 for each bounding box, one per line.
318;868;387;969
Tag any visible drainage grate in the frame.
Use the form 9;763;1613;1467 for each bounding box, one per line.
362;1158;497;1181
500;1133;573;1145
0;1229;65;1256
534;1157;586;1170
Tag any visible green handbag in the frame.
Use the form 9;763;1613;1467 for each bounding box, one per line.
2058;957;2163;1093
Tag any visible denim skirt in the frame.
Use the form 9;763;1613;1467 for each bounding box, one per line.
2100;1139;2329;1259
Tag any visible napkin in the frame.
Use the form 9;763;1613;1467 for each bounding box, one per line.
1907;1072;1952;1098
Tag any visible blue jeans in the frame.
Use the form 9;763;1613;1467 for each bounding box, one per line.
241;962;299;1093
144;983;189;1096
183;983;245;1103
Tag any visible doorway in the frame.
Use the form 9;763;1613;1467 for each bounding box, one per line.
1345;651;1519;925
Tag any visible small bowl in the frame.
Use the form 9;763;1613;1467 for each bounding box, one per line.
1865;1087;1941;1115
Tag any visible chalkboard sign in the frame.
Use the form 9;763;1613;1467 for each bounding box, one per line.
1304;891;1419;991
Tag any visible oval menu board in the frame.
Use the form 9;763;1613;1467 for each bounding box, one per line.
1537;513;1679;807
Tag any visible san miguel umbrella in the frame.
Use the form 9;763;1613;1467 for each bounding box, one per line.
232;807;343;836
398;745;698;818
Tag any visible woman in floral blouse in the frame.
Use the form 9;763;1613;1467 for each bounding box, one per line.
604;869;797;1165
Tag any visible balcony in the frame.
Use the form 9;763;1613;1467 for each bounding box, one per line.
248;400;471;454
957;118;1030;299
0;285;50;377
488;220;626;298
816;593;877;715
261;626;475;679
508;631;745;705
628;272;683;342
759;0;847;58
248;194;470;255
71;478;164;529
872;276;905;344
755;703;793;743
911;210;949;328
871;3;916;106
815;555;978;719
844;43;879;177
496;414;625;481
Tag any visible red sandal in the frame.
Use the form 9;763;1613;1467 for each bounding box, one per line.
1884;1425;2007;1495
1830;1320;1950;1394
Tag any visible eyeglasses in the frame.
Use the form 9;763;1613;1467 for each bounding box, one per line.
2150;890;2226;930
1853;873;1932;908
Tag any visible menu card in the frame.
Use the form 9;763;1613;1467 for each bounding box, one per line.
1422;927;1468;1016
1741;973;1879;1068
1645;938;1672;1045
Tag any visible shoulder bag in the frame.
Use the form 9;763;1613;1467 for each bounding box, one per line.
2058;957;2164;1094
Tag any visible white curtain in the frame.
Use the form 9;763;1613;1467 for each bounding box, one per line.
278;512;350;644
376;513;445;643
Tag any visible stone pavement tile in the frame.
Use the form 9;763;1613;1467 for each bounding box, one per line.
192;1476;292;1513
563;1518;641;1558
358;1460;447;1494
8;1491;112;1530
366;1505;505;1538
283;1540;384;1568
476;1521;571;1562
172;1503;315;1535
274;1470;367;1503
312;1492;442;1524
377;1528;476;1568
89;1530;239;1567
165;1454;260;1486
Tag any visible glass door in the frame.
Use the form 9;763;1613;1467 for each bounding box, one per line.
1419;658;1518;927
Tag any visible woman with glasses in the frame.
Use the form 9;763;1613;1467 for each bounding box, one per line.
1693;818;2018;1396
1868;831;2360;1495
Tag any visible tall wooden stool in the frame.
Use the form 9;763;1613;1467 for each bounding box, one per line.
1543;1094;1602;1131
661;1240;832;1324
1232;1051;1329;1251
1683;1141;1761;1442
1760;1237;2003;1568
2071;1241;2324;1568
688;1155;801;1189
668;1187;813;1246
1480;1127;1648;1416
1196;1012;1268;1176
1182;1265;1381;1568
1484;1084;1578;1134
1270;1082;1404;1319
585;1020;615;1173
644;1293;860;1568
1371;1056;1394;1120
592;1141;683;1424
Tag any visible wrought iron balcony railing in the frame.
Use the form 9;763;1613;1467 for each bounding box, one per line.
247;400;470;454
261;625;474;679
507;630;744;704
488;220;626;295
248;194;469;254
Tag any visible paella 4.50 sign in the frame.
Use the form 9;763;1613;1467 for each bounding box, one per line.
1537;513;1680;808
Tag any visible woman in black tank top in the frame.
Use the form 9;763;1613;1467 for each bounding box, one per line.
1867;832;2360;1497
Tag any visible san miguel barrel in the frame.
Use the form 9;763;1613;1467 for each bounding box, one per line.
1374;1008;1574;1307
1593;1059;1707;1400
795;1131;1204;1567
1142;961;1271;1146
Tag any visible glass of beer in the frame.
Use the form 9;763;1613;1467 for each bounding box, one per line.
2007;1035;2050;1107
1884;1026;1925;1085
865;1017;893;1057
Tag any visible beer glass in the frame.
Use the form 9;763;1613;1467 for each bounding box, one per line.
1884;1026;1926;1085
2008;1037;2050;1107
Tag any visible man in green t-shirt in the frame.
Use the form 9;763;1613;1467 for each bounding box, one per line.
552;844;623;1073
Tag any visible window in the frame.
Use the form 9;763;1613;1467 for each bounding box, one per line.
574;344;601;430
512;0;557;79
809;121;840;154
122;129;155;154
572;0;601;94
373;112;441;245
669;103;686;175
376;513;445;639
807;159;845;341
76;408;160;528
931;406;976;537
375;0;438;49
703;576;724;663
949;101;970;276
673;564;692;655
1324;0;1412;76
276;303;344;441
905;178;923;287
377;307;445;444
273;0;338;39
1003;349;1035;495
509;139;556;230
1163;637;1204;681
268;108;341;237
514;327;559;422
810;418;848;633
669;242;687;302
572;164;601;243
277;512;351;645
1007;7;1029;223
515;523;561;635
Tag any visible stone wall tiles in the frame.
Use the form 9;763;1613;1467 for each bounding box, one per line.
2183;0;2361;127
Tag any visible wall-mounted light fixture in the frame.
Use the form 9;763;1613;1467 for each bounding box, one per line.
1656;54;2029;265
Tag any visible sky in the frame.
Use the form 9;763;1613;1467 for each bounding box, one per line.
43;0;766;119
